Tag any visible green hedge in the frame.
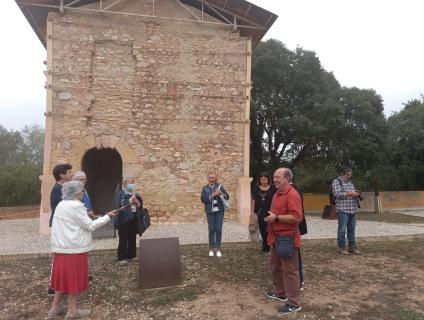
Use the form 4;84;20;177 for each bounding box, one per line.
0;165;42;206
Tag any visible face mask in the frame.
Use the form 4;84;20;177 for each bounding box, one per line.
126;183;135;192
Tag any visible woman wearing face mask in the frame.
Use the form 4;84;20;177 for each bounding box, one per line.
48;181;117;320
113;176;142;266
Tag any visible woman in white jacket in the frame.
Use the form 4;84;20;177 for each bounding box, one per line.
48;181;117;320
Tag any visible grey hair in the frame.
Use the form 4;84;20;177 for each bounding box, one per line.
283;168;293;181
62;181;84;200
73;170;86;180
122;176;133;184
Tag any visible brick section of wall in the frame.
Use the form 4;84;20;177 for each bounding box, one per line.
46;2;248;223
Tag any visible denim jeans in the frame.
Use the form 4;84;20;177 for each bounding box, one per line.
206;211;224;249
337;210;357;248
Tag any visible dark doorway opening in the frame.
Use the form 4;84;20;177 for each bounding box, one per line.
82;148;122;214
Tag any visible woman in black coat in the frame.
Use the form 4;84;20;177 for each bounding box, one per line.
251;173;276;254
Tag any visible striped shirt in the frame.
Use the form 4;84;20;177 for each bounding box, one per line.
332;177;358;214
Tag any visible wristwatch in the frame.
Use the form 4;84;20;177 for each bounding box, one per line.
274;215;279;222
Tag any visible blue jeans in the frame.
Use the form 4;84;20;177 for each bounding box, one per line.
206;211;224;249
337;211;357;248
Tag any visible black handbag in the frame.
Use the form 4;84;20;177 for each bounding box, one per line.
270;222;296;259
274;234;295;259
135;208;151;235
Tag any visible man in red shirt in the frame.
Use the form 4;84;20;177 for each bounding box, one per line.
264;168;303;314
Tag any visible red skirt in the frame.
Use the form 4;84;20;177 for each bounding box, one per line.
50;252;88;295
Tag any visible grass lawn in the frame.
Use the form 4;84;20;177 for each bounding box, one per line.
1;238;423;320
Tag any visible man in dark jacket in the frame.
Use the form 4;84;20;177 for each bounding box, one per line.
49;164;73;227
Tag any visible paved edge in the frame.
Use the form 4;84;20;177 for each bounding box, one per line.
1;233;424;262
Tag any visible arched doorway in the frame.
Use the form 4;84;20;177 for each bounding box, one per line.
82;148;123;214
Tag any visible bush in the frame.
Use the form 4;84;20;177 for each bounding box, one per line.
0;165;42;206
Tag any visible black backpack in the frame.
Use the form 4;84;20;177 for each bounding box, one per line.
291;184;307;236
329;178;342;205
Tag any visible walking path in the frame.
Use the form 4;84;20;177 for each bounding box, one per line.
1;216;424;256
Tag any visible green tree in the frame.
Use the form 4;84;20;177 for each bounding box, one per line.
250;39;343;179
0;124;44;205
387;98;424;190
20;124;45;165
0;125;24;165
336;87;388;171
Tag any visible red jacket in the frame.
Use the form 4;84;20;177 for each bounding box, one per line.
267;185;303;248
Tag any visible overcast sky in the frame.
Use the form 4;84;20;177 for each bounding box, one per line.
1;0;423;129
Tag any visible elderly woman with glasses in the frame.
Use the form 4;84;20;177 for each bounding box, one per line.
48;180;117;320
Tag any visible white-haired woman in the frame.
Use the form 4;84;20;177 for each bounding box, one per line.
48;181;117;320
73;170;94;218
113;176;142;266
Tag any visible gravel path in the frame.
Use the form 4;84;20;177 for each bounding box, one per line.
1;216;424;256
399;209;424;218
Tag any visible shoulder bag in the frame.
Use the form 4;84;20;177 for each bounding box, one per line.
269;221;296;259
218;184;230;210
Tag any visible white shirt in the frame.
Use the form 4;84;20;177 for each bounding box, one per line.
51;199;110;254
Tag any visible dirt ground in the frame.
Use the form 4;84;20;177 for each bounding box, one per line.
0;205;39;220
1;239;423;320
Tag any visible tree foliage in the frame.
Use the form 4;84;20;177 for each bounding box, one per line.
0;124;44;206
387;98;424;190
250;39;400;192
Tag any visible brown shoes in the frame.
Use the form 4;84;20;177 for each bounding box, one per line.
338;247;350;255
349;247;363;255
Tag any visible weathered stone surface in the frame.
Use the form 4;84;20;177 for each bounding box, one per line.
42;0;250;223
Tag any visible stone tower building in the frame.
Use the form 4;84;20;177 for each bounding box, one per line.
16;0;277;234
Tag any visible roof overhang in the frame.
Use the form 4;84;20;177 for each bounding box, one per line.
15;0;277;48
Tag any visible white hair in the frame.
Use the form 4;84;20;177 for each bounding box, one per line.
62;181;84;200
73;171;86;180
122;176;134;184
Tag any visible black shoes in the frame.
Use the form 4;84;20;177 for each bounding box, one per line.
278;304;301;314
266;291;288;303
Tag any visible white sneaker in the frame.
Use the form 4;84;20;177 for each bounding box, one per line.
216;250;222;257
208;250;214;257
116;260;129;266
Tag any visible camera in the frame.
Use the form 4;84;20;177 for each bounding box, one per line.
356;191;364;201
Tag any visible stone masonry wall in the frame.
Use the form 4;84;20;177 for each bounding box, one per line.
47;0;249;223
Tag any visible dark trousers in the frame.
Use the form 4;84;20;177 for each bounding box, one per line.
117;219;137;261
270;247;300;307
258;215;270;252
298;249;304;286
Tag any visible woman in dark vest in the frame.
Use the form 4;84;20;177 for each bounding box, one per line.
252;173;276;254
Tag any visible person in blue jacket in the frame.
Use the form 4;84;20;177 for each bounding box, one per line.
201;172;229;258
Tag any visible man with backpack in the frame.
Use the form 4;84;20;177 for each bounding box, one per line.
331;167;362;255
